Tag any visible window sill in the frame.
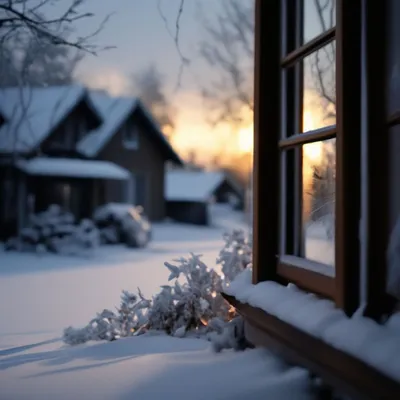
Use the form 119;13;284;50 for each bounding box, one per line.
278;255;335;299
223;293;400;400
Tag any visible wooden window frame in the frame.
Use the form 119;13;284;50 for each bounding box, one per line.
224;293;400;399
253;0;361;315
224;1;400;396
363;0;400;320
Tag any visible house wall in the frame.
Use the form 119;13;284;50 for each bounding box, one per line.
28;176;96;220
0;165;18;240
166;201;209;226
97;110;166;221
389;125;400;232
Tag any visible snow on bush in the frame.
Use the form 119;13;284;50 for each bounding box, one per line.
93;203;151;248
63;229;252;351
5;204;100;255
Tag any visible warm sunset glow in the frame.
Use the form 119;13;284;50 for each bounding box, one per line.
304;142;323;161
303;110;315;132
302;110;323;162
237;126;253;153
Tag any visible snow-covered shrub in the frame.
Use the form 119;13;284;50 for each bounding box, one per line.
5;204;100;255
218;229;252;282
209;316;252;353
63;229;252;350
93;203;151;248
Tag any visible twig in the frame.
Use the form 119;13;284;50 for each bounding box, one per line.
157;0;189;90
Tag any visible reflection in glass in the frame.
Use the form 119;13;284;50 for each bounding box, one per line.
303;0;336;44
302;41;336;132
302;138;335;266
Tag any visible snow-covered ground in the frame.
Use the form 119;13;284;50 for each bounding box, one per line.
0;334;312;400
0;223;232;337
0;218;326;399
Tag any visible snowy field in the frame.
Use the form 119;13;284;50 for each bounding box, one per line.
0;215;321;399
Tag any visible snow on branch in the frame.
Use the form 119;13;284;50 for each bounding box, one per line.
63;229;253;351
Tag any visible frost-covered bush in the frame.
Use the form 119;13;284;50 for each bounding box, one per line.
63;229;252;350
5;204;100;255
93;203;151;248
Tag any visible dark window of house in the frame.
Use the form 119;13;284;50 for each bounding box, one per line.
74;118;87;143
122;121;139;149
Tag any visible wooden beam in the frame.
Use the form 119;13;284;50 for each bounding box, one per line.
334;0;362;315
252;0;281;283
362;0;389;321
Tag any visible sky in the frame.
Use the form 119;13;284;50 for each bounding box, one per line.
65;0;334;162
70;0;234;161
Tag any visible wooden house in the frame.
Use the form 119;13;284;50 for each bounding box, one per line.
165;170;244;226
0;86;182;239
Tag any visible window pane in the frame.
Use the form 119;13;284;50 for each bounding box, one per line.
302;41;336;132
302;138;335;266
387;0;400;116
303;0;336;44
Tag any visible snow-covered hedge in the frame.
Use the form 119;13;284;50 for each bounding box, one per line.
5;205;100;255
63;229;252;351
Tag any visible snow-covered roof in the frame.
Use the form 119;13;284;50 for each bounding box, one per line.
17;157;131;180
77;92;138;157
166;170;227;202
77;91;183;165
0;85;93;153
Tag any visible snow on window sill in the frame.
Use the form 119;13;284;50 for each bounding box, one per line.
224;269;400;383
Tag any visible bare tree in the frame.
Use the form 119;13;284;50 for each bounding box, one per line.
199;0;254;128
304;0;336;124
0;33;82;87
131;64;177;139
0;0;111;53
198;0;337;129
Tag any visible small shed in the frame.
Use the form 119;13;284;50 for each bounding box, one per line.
165;170;243;225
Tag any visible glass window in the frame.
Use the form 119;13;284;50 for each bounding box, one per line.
302;138;335;266
302;41;336;132
303;0;336;44
280;37;336;270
